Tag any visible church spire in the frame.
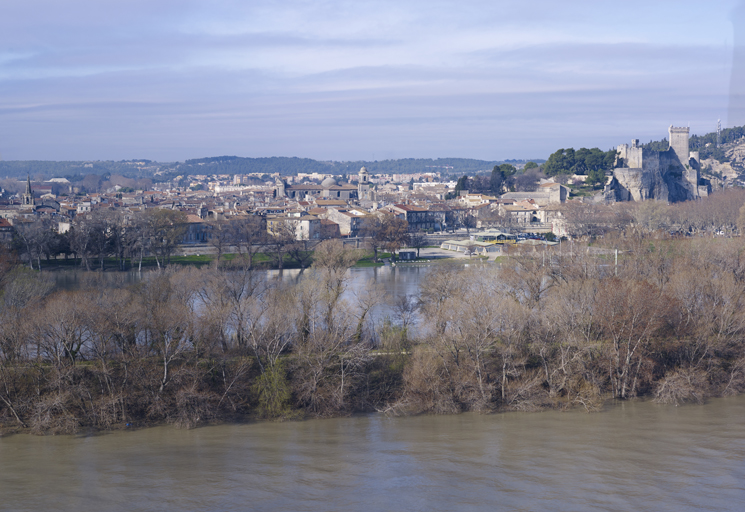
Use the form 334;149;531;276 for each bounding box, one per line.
22;175;33;207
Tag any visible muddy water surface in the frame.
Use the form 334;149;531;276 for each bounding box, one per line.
2;396;745;511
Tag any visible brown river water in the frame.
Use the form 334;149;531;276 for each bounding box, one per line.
2;396;745;511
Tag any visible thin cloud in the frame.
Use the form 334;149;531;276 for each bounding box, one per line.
0;0;739;161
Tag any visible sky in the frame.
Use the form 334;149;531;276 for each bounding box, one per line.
0;0;743;162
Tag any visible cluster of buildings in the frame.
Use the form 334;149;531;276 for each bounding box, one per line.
0;165;574;248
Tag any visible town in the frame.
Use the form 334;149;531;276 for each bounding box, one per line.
1;124;744;268
0;161;564;266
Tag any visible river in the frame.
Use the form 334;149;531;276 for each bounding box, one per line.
52;264;435;297
51;265;438;327
6;267;745;510
2;397;745;511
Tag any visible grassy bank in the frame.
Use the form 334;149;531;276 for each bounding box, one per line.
31;249;399;271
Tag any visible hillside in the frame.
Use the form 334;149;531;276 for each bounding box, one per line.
642;124;745;162
0;156;544;182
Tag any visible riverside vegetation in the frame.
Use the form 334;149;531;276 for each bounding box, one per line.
3;223;745;433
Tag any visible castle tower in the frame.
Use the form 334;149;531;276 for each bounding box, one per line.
668;126;690;166
358;166;371;201
21;174;33;206
669;125;700;198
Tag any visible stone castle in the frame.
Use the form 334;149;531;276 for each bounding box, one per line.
606;126;711;202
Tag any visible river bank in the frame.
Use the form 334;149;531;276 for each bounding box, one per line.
4;237;745;436
21;246;477;273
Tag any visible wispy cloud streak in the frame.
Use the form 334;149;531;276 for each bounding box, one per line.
0;0;738;160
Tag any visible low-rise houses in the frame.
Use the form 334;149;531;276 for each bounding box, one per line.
266;214;321;240
0;218;14;244
499;200;541;226
1;166;581;255
325;208;368;237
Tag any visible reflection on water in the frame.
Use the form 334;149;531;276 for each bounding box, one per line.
2;396;745;511
50;266;435;335
53;265;430;297
52;266;432;325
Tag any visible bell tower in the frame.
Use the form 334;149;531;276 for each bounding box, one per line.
358;167;371;201
21;175;33;206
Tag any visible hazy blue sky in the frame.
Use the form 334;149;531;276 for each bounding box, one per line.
0;0;741;162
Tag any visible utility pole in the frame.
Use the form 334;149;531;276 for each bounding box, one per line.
615;248;618;276
543;242;546;267
717;119;722;148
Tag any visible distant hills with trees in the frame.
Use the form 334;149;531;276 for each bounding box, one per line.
3;124;744;184
0;156;544;182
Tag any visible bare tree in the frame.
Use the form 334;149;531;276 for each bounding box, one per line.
631;200;672;234
514;169;545;192
595;278;671;399
135;268;196;393
462;213;477;235
418;265;462;336
144;209;188;267
379;217;410;260
289;240;371;415
34;291;93;367
407;230;427;258
207;218;234;263
287;240;315;271
69;214;97;271
231;215;265;269
13;218;55;270
266;221;296;270
88;209;116;271
359;216;383;262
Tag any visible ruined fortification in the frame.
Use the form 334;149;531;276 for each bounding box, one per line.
606;126;710;203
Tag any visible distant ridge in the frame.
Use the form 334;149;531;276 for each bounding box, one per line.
0;156;544;181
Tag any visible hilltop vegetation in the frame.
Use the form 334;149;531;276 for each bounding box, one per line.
541;147;617;188
0;156;537;182
0;160;159;181
643;124;745;162
4;125;745;183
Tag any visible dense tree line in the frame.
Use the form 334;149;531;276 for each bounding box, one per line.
11;209;195;271
9;209;283;272
127;157;512;179
0;157;519;182
558;188;745;239
8;207;420;273
450;163;548;198
396;240;745;413
0;242;395;432
0;161;160;182
4;221;745;433
542;148;616;185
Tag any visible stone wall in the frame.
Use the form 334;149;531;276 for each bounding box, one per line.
607;128;704;203
611;168;658;201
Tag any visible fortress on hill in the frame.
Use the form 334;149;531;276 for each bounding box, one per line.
605;126;711;202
